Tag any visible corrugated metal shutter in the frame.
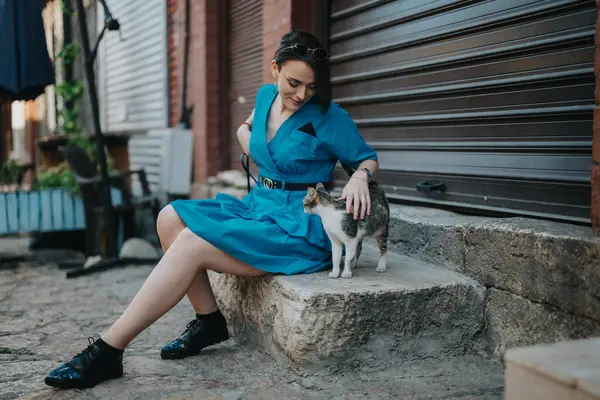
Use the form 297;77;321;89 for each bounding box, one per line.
228;0;263;170
329;0;594;224
97;0;168;132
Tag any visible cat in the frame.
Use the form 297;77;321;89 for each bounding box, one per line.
303;180;389;278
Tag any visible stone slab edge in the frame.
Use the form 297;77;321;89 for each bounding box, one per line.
208;272;485;371
387;205;600;323
483;288;600;359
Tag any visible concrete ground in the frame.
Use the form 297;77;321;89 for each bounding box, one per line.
0;248;504;400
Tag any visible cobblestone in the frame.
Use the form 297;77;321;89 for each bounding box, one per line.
0;257;504;399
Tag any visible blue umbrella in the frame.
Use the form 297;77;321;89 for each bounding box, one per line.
0;0;55;101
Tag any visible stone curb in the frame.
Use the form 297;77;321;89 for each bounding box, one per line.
388;205;600;322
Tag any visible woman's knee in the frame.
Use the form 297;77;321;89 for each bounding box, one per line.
156;205;185;240
172;228;211;263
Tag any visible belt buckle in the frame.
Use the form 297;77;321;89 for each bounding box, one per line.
263;177;275;189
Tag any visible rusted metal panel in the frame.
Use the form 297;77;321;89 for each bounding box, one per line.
330;0;595;223
0;101;11;164
228;0;263;170
593;4;600;234
593;163;599;233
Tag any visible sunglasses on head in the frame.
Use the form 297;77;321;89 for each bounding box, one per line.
280;44;329;61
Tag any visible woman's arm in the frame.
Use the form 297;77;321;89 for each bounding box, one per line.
353;159;378;179
340;158;379;220
236;109;255;156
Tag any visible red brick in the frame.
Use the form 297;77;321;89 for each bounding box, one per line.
595;50;600;105
594;111;600;162
262;0;292;83
593;164;600;234
170;0;320;181
181;0;228;182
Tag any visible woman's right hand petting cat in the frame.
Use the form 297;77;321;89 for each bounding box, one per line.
303;182;389;278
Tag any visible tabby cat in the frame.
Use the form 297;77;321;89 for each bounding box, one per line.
303;181;389;278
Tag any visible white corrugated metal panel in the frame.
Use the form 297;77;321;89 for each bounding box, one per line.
128;133;163;195
128;128;193;197
97;0;168;132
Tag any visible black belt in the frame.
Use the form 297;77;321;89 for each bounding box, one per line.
260;176;333;191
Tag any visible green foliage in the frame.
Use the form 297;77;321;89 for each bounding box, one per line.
61;2;75;17
35;15;114;195
0;159;24;185
34;162;79;195
56;80;84;103
56;42;79;66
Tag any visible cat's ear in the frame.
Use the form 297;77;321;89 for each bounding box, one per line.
316;182;325;191
307;187;316;197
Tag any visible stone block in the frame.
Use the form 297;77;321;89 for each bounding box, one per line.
209;245;485;369
387;205;482;270
388;204;600;322
484;289;600;359
505;338;600;400
463;218;600;321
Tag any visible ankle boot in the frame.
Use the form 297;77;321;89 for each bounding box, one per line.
161;313;229;359
45;337;123;389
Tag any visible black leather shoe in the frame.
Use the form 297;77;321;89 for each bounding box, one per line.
44;337;123;389
160;316;230;360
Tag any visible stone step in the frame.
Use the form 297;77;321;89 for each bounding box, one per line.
209;244;485;370
505;338;600;400
387;204;600;359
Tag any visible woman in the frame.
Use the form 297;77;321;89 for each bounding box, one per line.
44;30;378;389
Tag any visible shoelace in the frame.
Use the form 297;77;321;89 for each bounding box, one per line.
70;337;98;367
184;318;204;333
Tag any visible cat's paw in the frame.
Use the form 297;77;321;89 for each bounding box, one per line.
329;270;341;278
341;270;353;278
376;255;387;273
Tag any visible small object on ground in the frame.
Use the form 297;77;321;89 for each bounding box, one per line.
84;255;103;269
119;237;160;260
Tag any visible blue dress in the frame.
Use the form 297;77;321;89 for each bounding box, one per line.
171;84;378;275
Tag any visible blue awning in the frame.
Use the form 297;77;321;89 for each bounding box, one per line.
0;0;55;101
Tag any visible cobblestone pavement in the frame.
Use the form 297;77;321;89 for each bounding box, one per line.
1;256;504;400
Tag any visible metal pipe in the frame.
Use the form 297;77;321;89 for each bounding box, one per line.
74;0;117;258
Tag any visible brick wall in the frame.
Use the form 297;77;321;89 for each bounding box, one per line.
168;0;228;184
262;0;292;84
261;0;322;84
168;0;321;185
167;0;178;126
593;0;600;233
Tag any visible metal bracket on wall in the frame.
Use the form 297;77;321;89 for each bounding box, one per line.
416;181;445;194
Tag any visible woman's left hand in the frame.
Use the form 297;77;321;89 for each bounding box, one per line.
338;171;371;220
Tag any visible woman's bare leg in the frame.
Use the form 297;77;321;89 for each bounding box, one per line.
156;205;220;314
102;213;265;349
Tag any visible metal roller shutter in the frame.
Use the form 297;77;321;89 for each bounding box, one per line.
228;0;263;170
97;0;169;132
329;0;594;223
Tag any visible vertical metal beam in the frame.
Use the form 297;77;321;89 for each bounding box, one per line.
592;0;600;234
219;0;230;172
74;0;116;257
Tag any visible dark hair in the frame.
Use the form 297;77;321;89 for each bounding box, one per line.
273;30;331;111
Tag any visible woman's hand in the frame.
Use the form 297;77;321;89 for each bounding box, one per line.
338;170;370;220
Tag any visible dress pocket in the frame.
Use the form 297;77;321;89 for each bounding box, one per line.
288;129;318;153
